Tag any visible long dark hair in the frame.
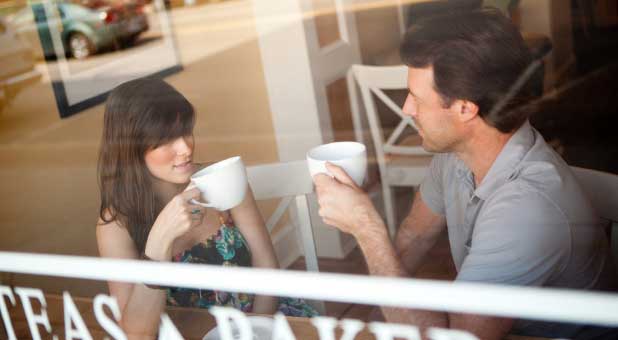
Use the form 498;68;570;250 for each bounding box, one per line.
98;77;195;253
400;8;534;133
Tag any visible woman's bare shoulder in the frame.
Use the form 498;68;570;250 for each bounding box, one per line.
96;209;125;230
96;210;138;258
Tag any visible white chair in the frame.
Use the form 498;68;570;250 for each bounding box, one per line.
348;64;433;237
571;166;618;272
246;160;325;314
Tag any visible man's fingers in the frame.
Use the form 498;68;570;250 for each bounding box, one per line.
312;173;335;186
325;162;358;188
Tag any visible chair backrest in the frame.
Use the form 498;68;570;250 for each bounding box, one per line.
246;160;325;314
350;64;431;160
248;160;314;201
246;160;317;270
570;166;618;270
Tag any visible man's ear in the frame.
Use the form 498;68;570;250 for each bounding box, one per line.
451;99;479;123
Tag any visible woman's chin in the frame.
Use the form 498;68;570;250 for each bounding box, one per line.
159;174;191;185
174;176;192;185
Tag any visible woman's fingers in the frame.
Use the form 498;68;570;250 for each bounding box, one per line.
183;182;197;191
180;187;201;201
170;188;206;229
187;203;206;226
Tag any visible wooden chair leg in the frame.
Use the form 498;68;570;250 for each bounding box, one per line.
294;195;326;315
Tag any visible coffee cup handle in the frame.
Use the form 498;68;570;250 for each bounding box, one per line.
189;198;214;208
186;180;213;207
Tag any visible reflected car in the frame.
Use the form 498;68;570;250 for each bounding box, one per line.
7;2;148;59
70;0;149;45
0;18;41;113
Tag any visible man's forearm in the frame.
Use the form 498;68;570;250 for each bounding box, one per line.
382;307;449;330
394;192;446;276
353;195;512;339
355;223;449;330
395;220;441;276
356;219;407;278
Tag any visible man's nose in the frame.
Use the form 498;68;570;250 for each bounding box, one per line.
402;94;416;117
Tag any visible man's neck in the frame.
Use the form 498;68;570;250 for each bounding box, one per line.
455;124;514;187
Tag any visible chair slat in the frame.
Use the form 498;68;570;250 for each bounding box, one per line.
384;118;412;148
265;196;294;232
370;86;408;120
247;160;313;200
352;64;408;89
384;145;429;155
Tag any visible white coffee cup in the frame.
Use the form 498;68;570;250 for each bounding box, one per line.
190;156;248;211
306;141;367;187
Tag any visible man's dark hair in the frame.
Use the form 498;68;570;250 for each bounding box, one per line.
400;8;534;133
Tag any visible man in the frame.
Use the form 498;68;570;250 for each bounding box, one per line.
313;8;615;340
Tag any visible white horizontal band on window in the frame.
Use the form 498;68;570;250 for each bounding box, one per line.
0;251;617;326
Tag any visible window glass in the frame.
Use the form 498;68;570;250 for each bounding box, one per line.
0;1;616;339
60;4;92;19
32;4;47;23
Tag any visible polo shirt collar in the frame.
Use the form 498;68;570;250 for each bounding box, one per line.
454;120;535;200
474;120;535;200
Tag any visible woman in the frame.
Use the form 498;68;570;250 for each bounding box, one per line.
96;77;314;338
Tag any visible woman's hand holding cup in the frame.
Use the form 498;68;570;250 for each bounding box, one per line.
144;187;206;261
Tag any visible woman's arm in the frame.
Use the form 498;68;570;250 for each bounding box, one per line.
96;188;204;338
96;219;167;340
230;185;279;314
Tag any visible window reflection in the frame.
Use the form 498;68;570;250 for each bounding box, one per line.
0;0;616;339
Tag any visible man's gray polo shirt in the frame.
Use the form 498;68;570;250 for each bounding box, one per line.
419;120;614;336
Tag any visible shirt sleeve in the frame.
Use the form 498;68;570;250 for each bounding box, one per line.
456;186;570;286
419;155;446;215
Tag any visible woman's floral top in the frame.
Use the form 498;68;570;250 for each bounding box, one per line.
166;215;318;317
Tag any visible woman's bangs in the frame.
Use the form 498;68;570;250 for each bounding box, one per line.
168;110;195;141
143;107;194;150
